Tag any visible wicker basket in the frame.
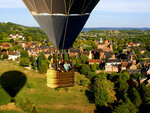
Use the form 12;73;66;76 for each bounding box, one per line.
47;69;75;88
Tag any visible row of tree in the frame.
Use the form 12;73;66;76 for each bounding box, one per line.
20;51;51;74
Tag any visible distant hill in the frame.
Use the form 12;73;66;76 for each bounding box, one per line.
0;22;47;42
82;27;150;31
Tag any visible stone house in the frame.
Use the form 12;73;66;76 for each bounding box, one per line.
105;55;121;72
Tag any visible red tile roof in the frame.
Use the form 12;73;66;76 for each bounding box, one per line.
121;62;129;67
89;59;102;63
128;42;134;46
1;43;12;48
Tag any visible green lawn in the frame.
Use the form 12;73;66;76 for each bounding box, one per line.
0;110;19;113
0;62;95;113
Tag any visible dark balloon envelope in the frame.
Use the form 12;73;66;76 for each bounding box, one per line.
22;0;100;49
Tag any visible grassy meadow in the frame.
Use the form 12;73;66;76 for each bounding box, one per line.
0;62;95;113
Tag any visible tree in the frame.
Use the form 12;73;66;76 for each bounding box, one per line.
116;71;130;96
38;52;46;63
139;84;150;112
132;73;145;83
80;64;90;75
128;88;142;107
139;84;150;104
80;55;88;64
94;87;110;106
63;52;69;62
91;64;97;72
3;54;8;59
119;71;130;82
10;39;14;43
124;97;137;113
20;51;29;58
13;45;23;51
1;32;8;40
112;103;130;113
9;47;14;52
113;98;137;113
53;54;58;70
26;36;32;42
39;61;48;74
87;71;96;80
93;75;114;107
118;81;129;94
30;56;37;70
37;52;47;68
72;58;81;68
20;58;30;67
48;55;52;61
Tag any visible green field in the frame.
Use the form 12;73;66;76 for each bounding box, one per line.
0;62;95;113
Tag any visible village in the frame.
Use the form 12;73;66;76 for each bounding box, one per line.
0;22;150;112
0;33;150;83
1;0;150;112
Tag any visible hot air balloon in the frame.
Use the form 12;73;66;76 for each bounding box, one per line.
22;0;100;50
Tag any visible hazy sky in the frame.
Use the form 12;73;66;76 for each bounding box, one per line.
0;0;150;27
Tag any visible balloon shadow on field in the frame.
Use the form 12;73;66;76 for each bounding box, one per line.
0;71;27;102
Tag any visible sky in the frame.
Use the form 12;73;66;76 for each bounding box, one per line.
0;0;150;28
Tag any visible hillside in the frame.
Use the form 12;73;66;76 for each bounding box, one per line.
0;62;95;113
0;22;47;42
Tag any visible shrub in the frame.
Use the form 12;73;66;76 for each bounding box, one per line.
3;54;8;59
55;88;60;91
20;58;30;67
39;61;48;74
80;80;89;86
